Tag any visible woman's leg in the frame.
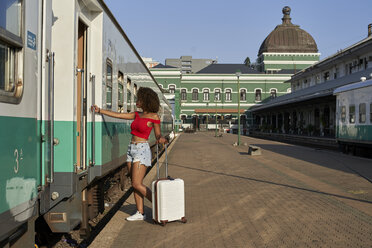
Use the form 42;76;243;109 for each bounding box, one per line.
131;162;152;214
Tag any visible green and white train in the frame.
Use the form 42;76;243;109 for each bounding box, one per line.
0;0;173;246
334;76;372;153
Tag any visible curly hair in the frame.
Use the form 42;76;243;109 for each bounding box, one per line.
137;87;160;113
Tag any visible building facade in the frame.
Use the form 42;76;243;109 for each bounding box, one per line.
251;26;372;137
151;6;320;130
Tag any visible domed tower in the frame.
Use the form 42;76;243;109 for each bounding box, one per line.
257;6;320;73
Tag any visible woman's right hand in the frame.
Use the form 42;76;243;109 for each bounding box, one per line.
92;104;100;114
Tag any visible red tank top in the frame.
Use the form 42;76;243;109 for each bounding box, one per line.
131;112;161;139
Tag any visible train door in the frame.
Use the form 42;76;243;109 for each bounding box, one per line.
76;20;88;172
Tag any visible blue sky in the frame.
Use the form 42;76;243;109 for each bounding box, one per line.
104;0;372;64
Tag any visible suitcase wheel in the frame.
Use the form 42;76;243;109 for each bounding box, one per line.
161;221;168;226
181;217;187;223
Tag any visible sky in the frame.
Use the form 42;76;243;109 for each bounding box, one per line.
104;0;372;64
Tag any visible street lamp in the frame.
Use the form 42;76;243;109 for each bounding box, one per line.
215;94;218;137
236;69;241;145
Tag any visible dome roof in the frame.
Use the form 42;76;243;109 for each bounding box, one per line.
258;6;318;56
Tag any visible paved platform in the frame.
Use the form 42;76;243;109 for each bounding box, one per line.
90;132;372;248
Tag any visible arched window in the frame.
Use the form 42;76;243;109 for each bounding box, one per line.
203;89;209;101
192;89;199;101
255;89;261;101
225;89;231;101
270;89;277;98
169;85;175;93
181;89;187;101
215;89;221;101
240;89;246;101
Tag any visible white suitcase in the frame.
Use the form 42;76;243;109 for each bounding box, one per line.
152;144;186;225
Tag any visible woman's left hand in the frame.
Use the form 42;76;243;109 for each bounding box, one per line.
157;137;168;144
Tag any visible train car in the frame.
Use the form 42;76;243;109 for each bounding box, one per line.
0;0;46;246
334;76;372;153
0;0;173;247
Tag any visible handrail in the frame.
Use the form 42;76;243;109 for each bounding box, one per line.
48;52;55;183
77;68;85;170
91;75;96;166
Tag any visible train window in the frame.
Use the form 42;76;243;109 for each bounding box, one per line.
0;0;23;104
341;106;346;123
370;103;372;123
118;71;124;112
127;78;131;112
0;0;22;36
0;42;16;93
349;105;355;124
359;103;366;123
133;84;137;111
106;60;112;109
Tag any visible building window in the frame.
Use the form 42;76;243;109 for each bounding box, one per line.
192;89;198;101
240;89;246;101
270;89;277;98
169;85;175;93
214;89;220;101
349;105;355;124
341;106;346;123
203;89;209;101
365;58;368;70
181;89;187;101
255;89;261;101
323;71;330;81
118;71;124;111
359;103;366;123
334;68;339;79
0;0;23;104
225;89;231;101
106;60;112;109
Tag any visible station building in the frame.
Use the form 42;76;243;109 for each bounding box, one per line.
150;6;320;130
251;25;372;138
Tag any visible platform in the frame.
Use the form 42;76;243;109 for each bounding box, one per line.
90;132;372;248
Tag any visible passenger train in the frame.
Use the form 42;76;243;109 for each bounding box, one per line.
0;0;173;246
334;76;372;154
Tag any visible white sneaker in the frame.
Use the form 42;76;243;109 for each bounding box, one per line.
126;211;146;221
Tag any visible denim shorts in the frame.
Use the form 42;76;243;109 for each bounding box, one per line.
126;142;152;167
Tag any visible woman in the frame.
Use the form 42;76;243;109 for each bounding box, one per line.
92;87;167;221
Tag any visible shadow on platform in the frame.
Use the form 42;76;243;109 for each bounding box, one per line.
170;162;372;205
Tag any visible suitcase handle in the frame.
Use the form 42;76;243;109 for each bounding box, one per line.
156;144;168;179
